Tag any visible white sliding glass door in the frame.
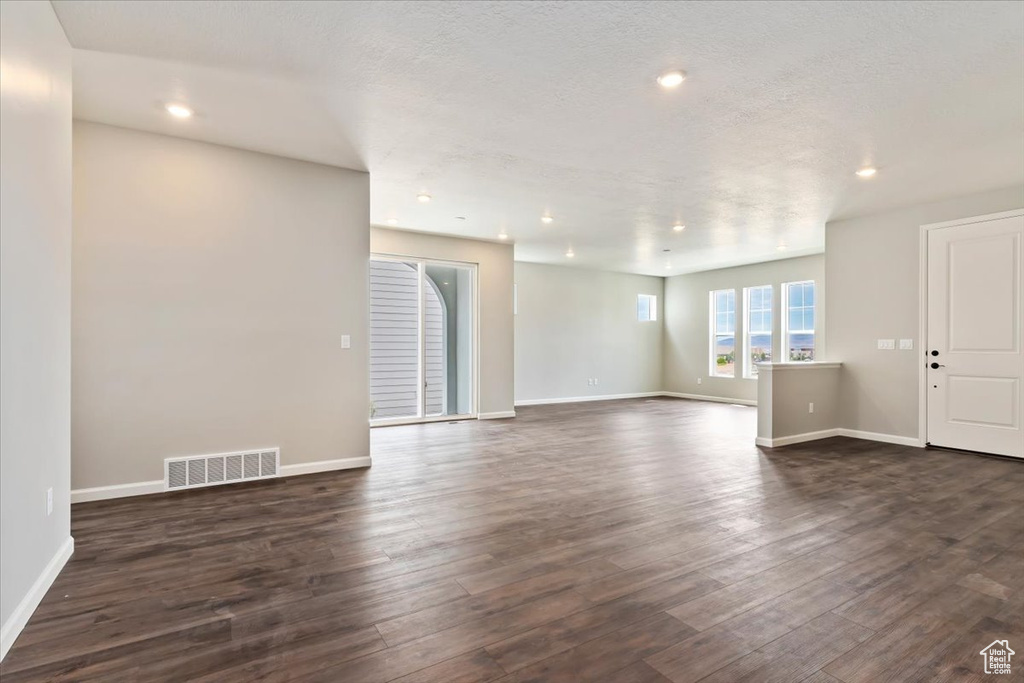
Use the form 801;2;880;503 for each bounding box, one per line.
369;257;475;424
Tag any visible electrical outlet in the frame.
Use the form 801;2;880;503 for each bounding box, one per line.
697;377;702;385
341;334;351;349
594;378;598;386
46;487;53;516
808;402;814;414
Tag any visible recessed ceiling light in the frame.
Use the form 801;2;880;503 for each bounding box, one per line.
855;167;877;178
386;218;398;225
673;223;686;232
165;103;193;118
417;193;432;203
656;70;687;89
565;249;575;258
776;244;788;251
498;233;508;240
541;215;554;224
443;282;449;286
665;264;672;269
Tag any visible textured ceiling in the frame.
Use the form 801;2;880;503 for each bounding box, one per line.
53;1;1024;275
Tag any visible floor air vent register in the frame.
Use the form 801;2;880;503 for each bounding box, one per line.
164;448;280;491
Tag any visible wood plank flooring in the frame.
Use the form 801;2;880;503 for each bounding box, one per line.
2;397;1022;682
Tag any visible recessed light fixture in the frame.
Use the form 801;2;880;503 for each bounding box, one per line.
656;70;687;89
165;103;193;118
855;167;877;178
665;264;672;269
417;193;432;203
565;249;575;258
673;223;686;232
541;215;554;224
443;282;449;286
386;218;398;225
498;233;509;240
776;244;788;251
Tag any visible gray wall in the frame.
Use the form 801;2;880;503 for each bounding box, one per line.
826;185;1024;438
757;364;841;441
72;122;370;489
0;0;73;654
664;255;825;403
514;263;664;402
370;228;515;416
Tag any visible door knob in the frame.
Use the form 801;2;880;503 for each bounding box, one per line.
930;350;939;356
930;362;945;369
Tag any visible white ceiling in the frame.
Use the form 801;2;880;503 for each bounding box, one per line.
53;1;1024;275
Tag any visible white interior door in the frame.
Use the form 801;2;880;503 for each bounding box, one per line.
926;213;1023;458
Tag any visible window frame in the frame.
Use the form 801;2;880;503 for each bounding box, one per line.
637;294;657;322
709;289;737;378
782;280;816;362
743;285;773;379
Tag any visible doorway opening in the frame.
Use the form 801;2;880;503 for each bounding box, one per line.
369;256;476;426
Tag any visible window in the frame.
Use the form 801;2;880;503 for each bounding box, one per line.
637;294;657;322
744;285;772;378
783;281;815;361
710;289;736;377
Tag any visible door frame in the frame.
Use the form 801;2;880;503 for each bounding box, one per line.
917;208;1024;448
369;253;480;427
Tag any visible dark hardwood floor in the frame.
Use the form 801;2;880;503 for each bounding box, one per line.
3;398;1022;682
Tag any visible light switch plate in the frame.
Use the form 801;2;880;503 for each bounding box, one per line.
899;339;914;350
877;339;895;350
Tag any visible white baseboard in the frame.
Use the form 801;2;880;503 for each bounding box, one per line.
71;457;372;504
515;392;663;407
756;429;841;448
478;410;516;420
280;456;371;477
1;536;74;662
757;428;923;448
836;428;923;447
662;392;758;407
71;480;164;504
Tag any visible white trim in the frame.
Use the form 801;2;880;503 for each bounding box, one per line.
0;536;74;662
280;456;371;477
756;361;842;372
71;480;164;503
478;410;516;420
661;392;757;406
71;457;371;504
756;429;840;448
371;414;477;428
918;208;1024;449
836;428;924;447
756;427;923;448
515;392;663;407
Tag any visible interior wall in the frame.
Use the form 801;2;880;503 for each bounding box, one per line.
72;122;370;490
663;255;825;404
825;185;1024;439
514;262;664;403
0;0;73;656
370;227;515;416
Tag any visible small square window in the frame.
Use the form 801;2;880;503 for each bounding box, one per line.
637;294;657;322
